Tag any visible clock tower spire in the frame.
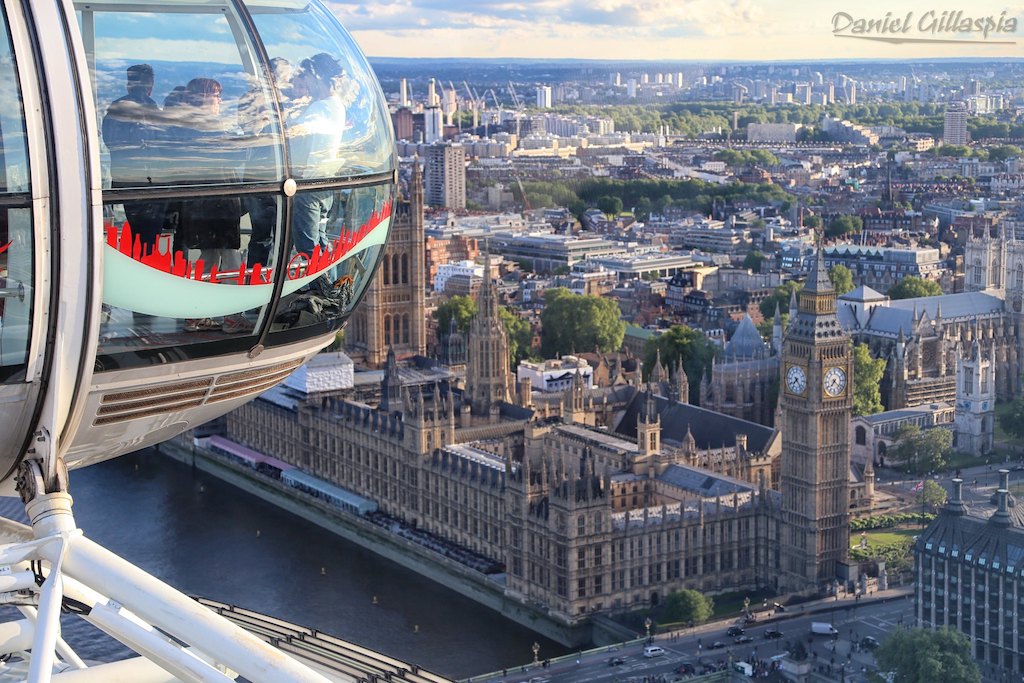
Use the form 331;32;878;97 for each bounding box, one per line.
779;247;852;593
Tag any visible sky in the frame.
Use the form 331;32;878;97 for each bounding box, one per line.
329;0;1024;61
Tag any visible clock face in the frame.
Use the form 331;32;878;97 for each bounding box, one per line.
786;365;807;395
824;367;847;397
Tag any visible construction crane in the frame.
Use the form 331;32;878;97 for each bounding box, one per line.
513;174;532;214
507;81;523;109
462;81;482;130
507;81;524;138
448;80;459;129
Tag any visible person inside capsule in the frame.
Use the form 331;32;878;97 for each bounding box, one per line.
85;0;394;367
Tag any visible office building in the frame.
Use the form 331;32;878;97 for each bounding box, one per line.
916;473;1024;679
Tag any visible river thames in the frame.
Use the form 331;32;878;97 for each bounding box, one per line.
57;448;569;679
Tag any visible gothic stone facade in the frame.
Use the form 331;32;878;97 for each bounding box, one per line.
345;164;427;367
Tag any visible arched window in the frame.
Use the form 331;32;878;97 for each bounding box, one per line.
402;313;410;344
383;315;391;346
973;258;983;286
392;254;400;286
1016;263;1023;291
402;254;409;284
382;255;391;285
855;425;867;446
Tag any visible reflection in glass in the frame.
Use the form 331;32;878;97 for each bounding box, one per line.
272;183;392;333
0;208;32;380
0;7;32;381
99;193;283;354
249;0;393;179
85;1;284;189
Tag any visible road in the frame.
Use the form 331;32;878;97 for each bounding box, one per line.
875;459;1024;509
487;594;914;683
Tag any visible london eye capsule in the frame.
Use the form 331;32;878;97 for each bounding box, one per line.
0;0;396;485
0;0;399;679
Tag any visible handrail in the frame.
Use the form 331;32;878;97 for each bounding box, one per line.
0;283;25;301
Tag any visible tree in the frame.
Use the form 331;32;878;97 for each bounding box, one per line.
499;307;534;368
433;295;477;342
644;325;718;404
803;215;822;229
999;396;1024;440
663;588;714;625
826;215;862;237
759;280;803;319
634;197;653;222
828;264;854;295
756;313;789;339
853;343;886;416
540;288;625;358
888;424;954;474
987;144;1022;162
743;250;766;274
917;479;948;510
597;195;623;218
888;276;943;300
875;627;980;683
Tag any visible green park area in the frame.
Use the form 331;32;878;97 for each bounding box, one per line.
852;528;918;550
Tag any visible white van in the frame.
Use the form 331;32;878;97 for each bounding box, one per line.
811;622;839;636
643;645;665;658
733;661;753;676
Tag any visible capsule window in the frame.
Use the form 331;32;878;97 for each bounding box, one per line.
75;0;395;364
0;6;32;381
247;0;393;180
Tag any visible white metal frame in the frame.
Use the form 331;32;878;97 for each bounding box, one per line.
0;485;337;682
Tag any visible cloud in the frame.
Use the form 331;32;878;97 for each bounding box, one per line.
332;0;1024;59
328;0;765;35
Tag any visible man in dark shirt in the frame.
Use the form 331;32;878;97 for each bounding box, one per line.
102;64;166;256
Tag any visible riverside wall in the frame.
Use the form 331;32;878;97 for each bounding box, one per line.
161;441;591;648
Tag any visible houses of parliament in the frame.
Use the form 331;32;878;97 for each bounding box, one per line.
221;168;856;624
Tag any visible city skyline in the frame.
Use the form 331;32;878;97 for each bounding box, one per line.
335;0;1024;61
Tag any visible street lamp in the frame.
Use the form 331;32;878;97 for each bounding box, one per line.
532;642;540;667
645;617;653;643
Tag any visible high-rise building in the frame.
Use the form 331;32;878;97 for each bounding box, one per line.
535;85;552;109
627;78;637;99
423;106;443;144
779;250;853;592
842;79;856;104
943;101;969;145
390;107;414;141
424;142;466;210
399;77;409;107
345;163;427;367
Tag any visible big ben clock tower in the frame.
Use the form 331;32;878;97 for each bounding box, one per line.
779;249;852;593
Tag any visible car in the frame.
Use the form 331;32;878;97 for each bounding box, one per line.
608;657;626;666
734;635;754;644
1012;464;1024;471
643;645;665;658
764;628;783;640
726;626;745;637
861;636;880;650
709;641;726;650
